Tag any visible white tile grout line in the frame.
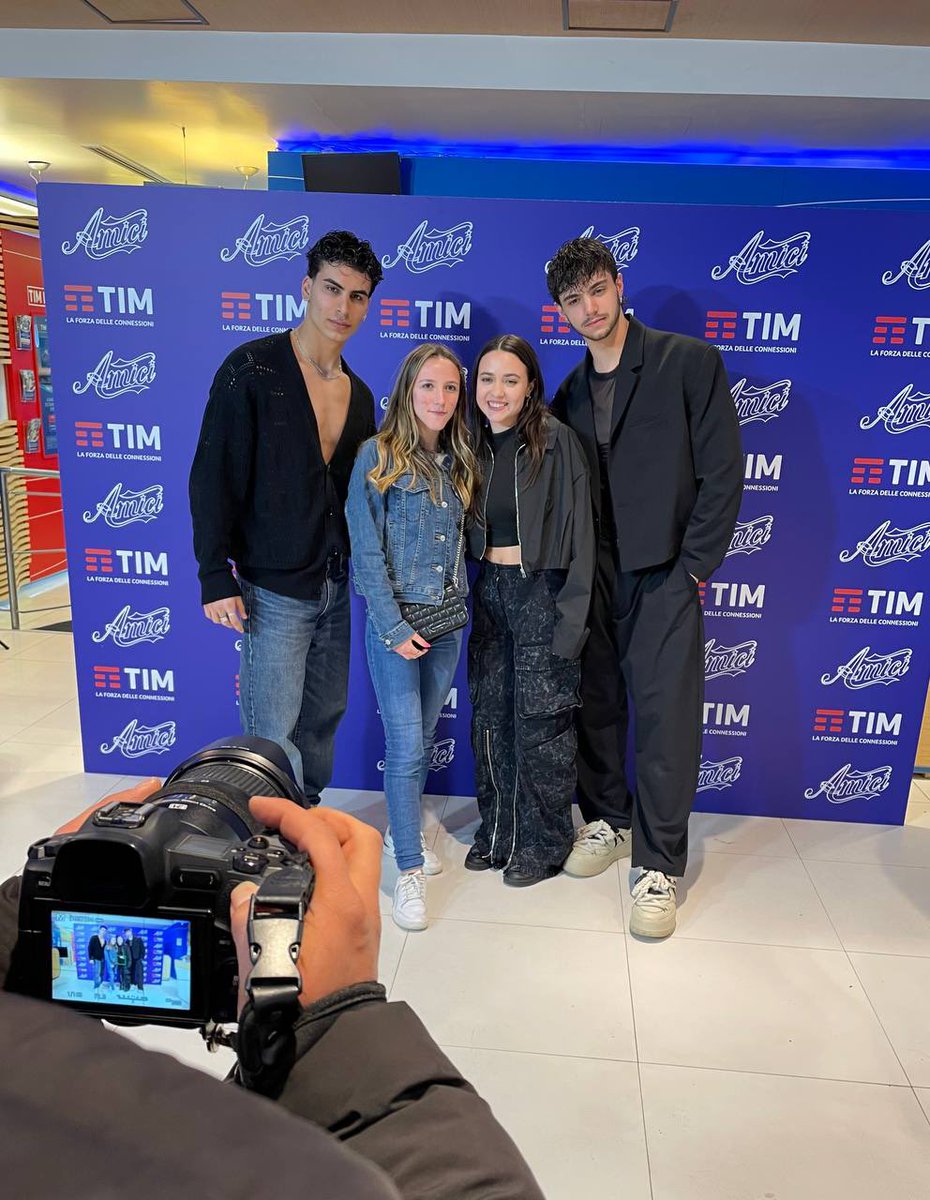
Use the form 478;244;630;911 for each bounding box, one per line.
782;816;930;1128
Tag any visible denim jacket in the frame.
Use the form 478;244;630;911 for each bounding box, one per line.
346;438;467;649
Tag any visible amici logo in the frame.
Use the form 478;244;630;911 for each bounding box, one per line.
696;757;743;793
860;385;930;435
381;219;473;273
72;350;156;399
92;604;170;647
731;377;791;426
61;207;148;260
711;229;811;285
804;763;893;805
220;213;310;266
101;718;176;759
82;483;164;528
839;520;930;567
378;737;455;773
705;638;757;681
726;515;774;557
821;646;912;690
882;238;930;290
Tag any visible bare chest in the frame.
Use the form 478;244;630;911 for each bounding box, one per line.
295;361;351;464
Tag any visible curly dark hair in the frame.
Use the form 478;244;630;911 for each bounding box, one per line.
469;334;548;486
546;236;617;304
306;229;383;293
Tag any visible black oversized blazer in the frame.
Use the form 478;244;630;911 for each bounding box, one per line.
550;315;743;581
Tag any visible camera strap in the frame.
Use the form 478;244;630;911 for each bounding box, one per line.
234;858;315;1096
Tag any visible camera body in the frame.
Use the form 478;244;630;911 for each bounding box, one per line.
12;736;311;1028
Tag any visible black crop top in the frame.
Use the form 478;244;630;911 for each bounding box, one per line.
485;426;519;547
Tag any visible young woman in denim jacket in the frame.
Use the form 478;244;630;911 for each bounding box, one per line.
466;335;595;886
347;344;478;930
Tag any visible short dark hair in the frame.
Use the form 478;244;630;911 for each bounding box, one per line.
306;229;383;294
546;237;617;303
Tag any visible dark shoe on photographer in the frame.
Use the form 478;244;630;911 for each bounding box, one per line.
503;865;560;888
464;844;492;871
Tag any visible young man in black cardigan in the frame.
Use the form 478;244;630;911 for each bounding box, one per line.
548;237;742;938
190;231;382;803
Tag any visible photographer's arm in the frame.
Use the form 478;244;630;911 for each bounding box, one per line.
232;799;544;1200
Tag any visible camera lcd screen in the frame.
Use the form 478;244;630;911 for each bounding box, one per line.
51;910;192;1013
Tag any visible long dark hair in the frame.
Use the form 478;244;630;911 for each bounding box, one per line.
469;335;548;484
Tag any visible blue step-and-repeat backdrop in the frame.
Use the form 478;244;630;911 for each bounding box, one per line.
37;182;930;823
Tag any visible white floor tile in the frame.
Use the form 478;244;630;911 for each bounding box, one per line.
689;811;799;858
390;918;636;1060
0;629;53;658
421;828;624;933
14;634;76;663
379;916;407;993
850;952;930;1087
0;739;85;775
913;777;930;801
12;698;82;746
629;936;905;1083
621;851;842;949
0;656;77;700
806;860;930;957
785;812;930;869
642;1064;930;1200
445;1047;651;1200
918;1089;930;1125
0;693;69;742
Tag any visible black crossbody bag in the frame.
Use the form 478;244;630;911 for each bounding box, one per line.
398;506;467;641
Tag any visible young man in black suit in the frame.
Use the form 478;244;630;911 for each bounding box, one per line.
548;237;742;938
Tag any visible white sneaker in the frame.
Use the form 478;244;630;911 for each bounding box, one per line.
383;829;442;876
629;869;677;938
562;820;632;877
393;869;428;931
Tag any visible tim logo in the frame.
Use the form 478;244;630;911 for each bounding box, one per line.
821;646;911;690
804;763;893;804
696;756;743;793
705;311;801;343
92;605;170;647
744;453;782;487
813;709;902;738
727;515;774;557
27;285;45;306
100;719;176;759
92;665;175;698
861;385;930;434
378;298;471;333
704;638;757;681
61;207;148;260
220;214;310;266
871;315;930;347
703;702;750;731
74;421;162;457
731;377;791;426
82;483;164;528
839;520;930;567
220;291;306;325
711;229;811;285
381;219;473;273
850;457;930;490
700;581;766;618
540;305;571;335
882;238;930;290
83;548;169;580
72;350;156;399
830;587;923;620
63;284;153;316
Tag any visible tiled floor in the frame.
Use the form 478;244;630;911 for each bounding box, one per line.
3;626;930;1198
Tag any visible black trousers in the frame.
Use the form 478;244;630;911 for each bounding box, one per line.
576;539;704;876
468;564;579;875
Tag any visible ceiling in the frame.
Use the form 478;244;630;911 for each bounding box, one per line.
1;2;929;201
0;0;928;43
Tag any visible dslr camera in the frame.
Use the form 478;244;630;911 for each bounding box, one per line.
12;736;313;1030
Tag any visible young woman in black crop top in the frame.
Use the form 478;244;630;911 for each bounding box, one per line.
465;335;594;886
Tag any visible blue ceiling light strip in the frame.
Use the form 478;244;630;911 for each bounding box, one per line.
0;178;38;204
277;134;930;171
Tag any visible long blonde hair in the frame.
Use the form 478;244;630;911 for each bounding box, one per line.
368;343;479;510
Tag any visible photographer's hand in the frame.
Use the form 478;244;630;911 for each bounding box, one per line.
54;778;162;835
230;801;382;1013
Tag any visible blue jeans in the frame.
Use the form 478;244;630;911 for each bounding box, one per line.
365;619;463;871
239;574;350;801
91;959;103;989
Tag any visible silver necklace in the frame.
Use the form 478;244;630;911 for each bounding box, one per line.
292;328;344;381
